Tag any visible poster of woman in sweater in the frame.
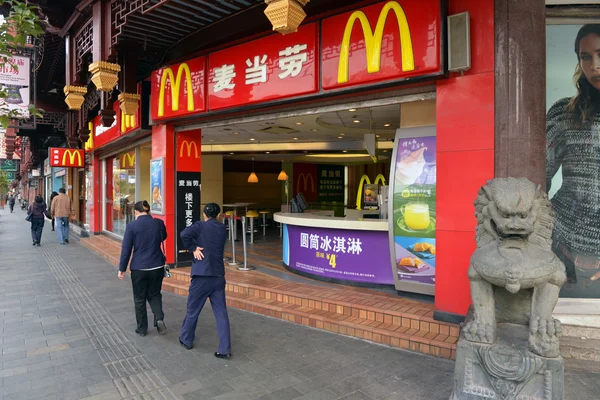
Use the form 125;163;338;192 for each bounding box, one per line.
546;24;600;298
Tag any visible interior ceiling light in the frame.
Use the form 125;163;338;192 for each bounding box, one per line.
248;157;258;184
339;133;345;136
278;160;288;181
293;137;298;140
337;136;343;139
383;123;391;127
249;138;256;141
233;131;239;135
266;151;271;154
310;129;318;132
348;108;357;112
294;122;303;125
353;120;360;123
342;150;348;153
375;134;381;138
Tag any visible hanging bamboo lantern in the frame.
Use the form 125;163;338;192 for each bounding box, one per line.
118;92;141;116
63;85;87;110
264;0;309;35
88;61;121;92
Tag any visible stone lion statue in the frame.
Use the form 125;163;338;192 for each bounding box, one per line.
464;177;566;358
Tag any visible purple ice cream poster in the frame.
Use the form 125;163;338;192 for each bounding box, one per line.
284;225;394;285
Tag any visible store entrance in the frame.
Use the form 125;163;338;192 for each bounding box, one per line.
185;98;437;290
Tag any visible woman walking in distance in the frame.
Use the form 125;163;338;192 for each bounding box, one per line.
118;201;168;336
29;195;50;246
546;24;600;297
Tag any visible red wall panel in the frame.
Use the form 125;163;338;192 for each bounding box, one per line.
152;124;176;264
434;0;495;317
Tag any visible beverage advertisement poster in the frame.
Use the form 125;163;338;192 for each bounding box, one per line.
150;158;164;215
389;133;436;291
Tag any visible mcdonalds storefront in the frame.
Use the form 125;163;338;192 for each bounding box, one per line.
144;0;494;323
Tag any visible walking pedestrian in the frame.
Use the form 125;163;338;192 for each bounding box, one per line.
50;188;73;244
28;195;50;246
8;195;15;213
179;203;231;359
118;200;168;337
49;191;58;231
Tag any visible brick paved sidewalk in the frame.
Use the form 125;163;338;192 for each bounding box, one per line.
0;208;598;400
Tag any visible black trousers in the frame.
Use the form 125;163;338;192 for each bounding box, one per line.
131;268;165;334
31;218;44;243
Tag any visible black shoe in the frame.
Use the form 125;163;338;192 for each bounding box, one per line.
64;239;69;243
51;228;55;231
32;242;36;246
37;242;41;247
214;352;231;359
135;330;146;337
156;320;166;335
179;338;193;350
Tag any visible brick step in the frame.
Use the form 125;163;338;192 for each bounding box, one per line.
161;277;457;359
168;268;452;335
560;337;600;363
81;237;120;266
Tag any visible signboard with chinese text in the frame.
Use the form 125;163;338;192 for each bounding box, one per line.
176;172;201;265
0;55;31;118
48;147;85;168
283;224;394;285
43;158;51;176
317;164;344;203
150;158;164;215
208;23;318;110
0;158;17;171
321;0;443;91
151;57;206;121
389;131;437;293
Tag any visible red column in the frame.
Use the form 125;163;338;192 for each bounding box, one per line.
89;153;102;233
434;0;495;320
152;124;176;264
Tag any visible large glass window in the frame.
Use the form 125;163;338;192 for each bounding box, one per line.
546;21;600;298
110;150;136;236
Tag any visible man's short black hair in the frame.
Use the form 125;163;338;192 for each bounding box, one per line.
204;203;220;219
59;188;66;194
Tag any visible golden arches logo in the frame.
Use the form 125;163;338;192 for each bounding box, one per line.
338;1;415;84
296;173;314;193
62;149;83;167
158;63;194;117
84;122;94;151
179;140;199;159
121;153;135;168
121;111;136;132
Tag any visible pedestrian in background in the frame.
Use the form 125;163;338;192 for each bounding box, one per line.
179;203;231;359
50;188;73;244
49;191;58;231
28;195;50;246
8;195;15;213
118;200;168;337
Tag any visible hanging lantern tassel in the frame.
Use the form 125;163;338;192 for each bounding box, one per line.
88;61;121;92
118;92;141;116
264;0;310;35
63;85;87;110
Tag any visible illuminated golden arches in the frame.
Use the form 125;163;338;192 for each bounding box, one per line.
374;174;386;186
338;1;415;84
158;63;194;117
356;174;371;210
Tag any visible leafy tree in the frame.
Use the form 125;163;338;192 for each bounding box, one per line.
0;170;9;197
0;0;44;128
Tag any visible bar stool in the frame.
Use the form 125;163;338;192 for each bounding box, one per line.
245;210;259;243
225;210;235;240
259;210;270;236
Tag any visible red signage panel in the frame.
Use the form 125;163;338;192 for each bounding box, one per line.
151;57;206;121
176;130;202;173
208;23;318;110
49;147;85;168
321;0;443;90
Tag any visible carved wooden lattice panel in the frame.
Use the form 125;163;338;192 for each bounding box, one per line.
111;0;151;47
75;20;93;75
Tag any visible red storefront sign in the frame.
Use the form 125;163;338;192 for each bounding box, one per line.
151;57;206;121
207;23;318;110
176;130;202;173
49;147;84;168
321;0;443;90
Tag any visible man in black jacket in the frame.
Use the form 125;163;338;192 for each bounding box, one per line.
179;203;231;358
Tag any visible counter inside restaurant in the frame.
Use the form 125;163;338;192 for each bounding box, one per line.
274;211;394;287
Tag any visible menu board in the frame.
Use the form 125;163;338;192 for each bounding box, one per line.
317;164;344;203
389;132;437;294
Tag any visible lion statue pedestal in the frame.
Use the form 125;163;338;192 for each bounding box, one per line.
450;178;566;400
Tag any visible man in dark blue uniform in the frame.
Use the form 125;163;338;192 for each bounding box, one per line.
179;203;231;358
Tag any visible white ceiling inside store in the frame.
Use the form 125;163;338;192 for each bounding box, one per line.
200;103;401;145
